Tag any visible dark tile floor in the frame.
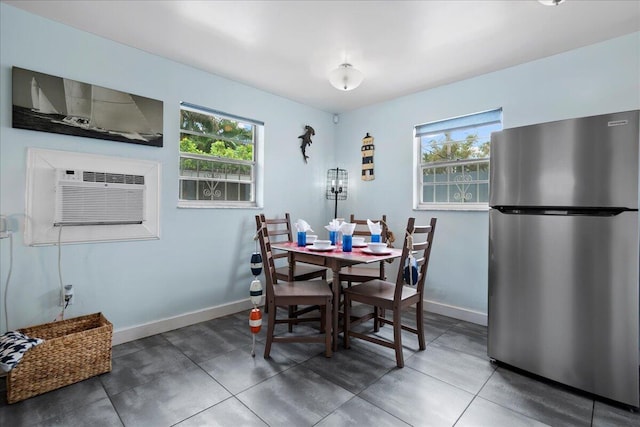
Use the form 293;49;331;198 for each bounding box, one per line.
1;308;638;426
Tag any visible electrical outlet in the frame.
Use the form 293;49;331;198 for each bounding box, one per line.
0;215;8;239
60;284;74;306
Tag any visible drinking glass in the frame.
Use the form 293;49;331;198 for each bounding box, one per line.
342;235;352;252
371;234;381;243
329;230;338;246
297;231;306;246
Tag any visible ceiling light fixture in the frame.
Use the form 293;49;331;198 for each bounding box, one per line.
538;0;566;5
329;63;364;91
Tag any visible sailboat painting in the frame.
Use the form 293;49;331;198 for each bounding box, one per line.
12;67;163;147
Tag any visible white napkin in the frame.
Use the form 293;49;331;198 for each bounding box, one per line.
339;222;356;236
324;219;343;232
367;219;382;235
295;219;313;233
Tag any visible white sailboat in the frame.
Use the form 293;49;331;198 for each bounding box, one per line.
58;82;159;142
30;77;59;114
89;86;154;141
62;79;92;127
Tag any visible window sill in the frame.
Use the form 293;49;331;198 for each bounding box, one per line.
415;204;489;212
178;201;261;209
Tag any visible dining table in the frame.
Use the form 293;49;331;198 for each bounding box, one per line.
270;241;403;351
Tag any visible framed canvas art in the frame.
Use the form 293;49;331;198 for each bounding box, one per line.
12;67;163;147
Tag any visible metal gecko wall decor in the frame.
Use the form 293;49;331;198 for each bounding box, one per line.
298;125;315;163
361;132;375;180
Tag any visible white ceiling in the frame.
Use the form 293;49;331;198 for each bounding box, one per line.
4;0;640;113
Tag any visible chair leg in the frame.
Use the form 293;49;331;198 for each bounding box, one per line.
288;306;296;332
324;298;332;357
343;293;351;349
373;306;380;332
264;300;276;359
393;309;404;368
264;287;270;314
416;300;426;350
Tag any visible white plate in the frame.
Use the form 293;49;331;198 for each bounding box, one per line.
361;248;392;255
308;245;337;251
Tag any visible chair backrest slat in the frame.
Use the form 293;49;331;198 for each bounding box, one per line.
349;214;388;280
255;214;279;290
394;217;437;300
349;214;388;242
257;213;296;262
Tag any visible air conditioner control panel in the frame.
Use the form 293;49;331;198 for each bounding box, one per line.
58;169;83;182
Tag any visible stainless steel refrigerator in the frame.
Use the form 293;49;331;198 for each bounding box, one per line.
488;110;639;408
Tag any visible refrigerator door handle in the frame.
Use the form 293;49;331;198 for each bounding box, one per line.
495;207;634;216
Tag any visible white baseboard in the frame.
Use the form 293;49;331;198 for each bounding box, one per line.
112;298;255;345
424;299;487;326
112;298;485;346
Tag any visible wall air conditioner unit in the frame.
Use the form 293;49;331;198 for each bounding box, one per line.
54;169;145;226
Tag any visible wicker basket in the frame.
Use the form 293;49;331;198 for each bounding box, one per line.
6;312;112;404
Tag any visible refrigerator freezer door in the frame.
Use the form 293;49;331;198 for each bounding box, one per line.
490;110;639;209
488;210;639;407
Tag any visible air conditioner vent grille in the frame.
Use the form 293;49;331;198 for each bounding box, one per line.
58;186;144;225
82;171;144;185
55;169;146;226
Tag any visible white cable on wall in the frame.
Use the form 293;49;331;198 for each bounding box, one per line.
3;232;14;332
56;226;67;321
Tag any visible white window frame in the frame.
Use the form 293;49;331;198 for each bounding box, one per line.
414;108;502;211
178;102;263;209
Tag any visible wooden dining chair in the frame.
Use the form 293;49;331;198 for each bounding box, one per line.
256;213;328;330
256;215;333;358
338;214;389;287
343;217;437;368
260;213;328;282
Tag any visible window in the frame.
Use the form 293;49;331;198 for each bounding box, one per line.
179;102;262;208
415;109;502;210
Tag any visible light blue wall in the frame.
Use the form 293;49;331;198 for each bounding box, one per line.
335;32;640;315
1;3;638;332
0;4;334;332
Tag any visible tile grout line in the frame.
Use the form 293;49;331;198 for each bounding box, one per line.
98;374;128;427
173;325;306;426
472;366;592;427
451;361;500;426
350;369;413;427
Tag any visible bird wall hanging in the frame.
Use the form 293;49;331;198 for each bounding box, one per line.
298;125;315;163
